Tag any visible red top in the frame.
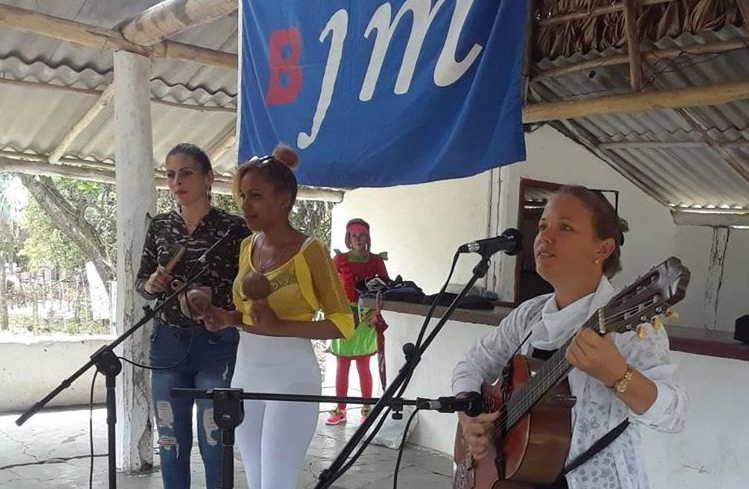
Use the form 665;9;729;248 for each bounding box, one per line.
333;252;388;302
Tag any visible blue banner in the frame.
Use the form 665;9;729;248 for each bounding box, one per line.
238;0;527;188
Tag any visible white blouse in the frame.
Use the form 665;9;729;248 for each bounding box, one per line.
452;277;687;489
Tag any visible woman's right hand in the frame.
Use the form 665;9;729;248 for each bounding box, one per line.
457;407;500;460
202;306;232;332
145;265;173;294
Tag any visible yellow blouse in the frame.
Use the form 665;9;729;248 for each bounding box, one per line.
232;235;354;339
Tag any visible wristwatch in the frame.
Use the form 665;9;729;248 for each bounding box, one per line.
613;365;634;394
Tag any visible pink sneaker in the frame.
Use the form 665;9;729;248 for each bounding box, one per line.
360;407;371;423
325;409;347;425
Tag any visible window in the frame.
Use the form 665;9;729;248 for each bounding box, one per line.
515;178;561;303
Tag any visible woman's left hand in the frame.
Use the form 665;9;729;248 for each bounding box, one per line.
250;299;281;333
565;328;627;387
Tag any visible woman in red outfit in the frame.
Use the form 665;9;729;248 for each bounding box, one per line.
326;219;389;425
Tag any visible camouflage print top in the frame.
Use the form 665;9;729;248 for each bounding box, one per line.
136;207;250;327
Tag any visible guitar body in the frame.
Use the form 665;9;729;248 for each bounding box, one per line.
454;355;575;489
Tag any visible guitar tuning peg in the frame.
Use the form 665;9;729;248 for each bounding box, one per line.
637;324;648;338
665;310;680;320
651;316;664;329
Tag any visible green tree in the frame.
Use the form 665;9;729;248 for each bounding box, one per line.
290;200;334;247
13;174;334;336
18;175;115;284
19;176;334;280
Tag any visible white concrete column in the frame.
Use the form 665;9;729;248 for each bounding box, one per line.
485;167;502;294
704;226;730;331
113;49;156;473
495;163;522;303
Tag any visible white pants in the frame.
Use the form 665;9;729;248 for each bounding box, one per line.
232;334;322;489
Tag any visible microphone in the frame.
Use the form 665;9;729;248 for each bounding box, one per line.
416;392;483;417
458;228;522;256
197;225;242;264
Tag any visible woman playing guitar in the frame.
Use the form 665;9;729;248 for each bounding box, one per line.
452;186;687;489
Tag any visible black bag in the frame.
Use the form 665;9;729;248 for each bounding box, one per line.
357;275;425;303
421;292;495;310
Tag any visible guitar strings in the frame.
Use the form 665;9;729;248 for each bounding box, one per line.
489;299;671;436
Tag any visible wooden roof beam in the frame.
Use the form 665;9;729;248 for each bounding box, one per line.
119;0;237;47
0;77;236;113
622;0;643;91
0;155;343;202
538;0;673;27
0;4;237;69
0;3;146;53
534;38;749;80
205;120;237;164
523;80;749;123
49;84;115;164
152;40;237;69
738;1;749;35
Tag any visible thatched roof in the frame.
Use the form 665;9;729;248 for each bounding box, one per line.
535;0;744;60
527;0;749;225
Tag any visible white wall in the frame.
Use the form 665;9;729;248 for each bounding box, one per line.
332;125;677;299
642;351;749;489
673;226;749;332
381;310;494;454
331;171;493;293
0;336;108;412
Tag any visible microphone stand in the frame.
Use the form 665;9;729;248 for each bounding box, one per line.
14;239;228;489
308;252;493;488
170;388;483;489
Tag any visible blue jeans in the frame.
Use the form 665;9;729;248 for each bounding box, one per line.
150;321;239;489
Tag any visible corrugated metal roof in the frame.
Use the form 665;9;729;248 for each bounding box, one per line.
531;26;749;212
0;0;239;174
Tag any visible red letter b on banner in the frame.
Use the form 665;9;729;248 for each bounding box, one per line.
265;28;302;105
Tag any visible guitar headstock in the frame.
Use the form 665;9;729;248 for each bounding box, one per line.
598;257;690;336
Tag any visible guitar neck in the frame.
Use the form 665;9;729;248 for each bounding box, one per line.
503;310;601;429
504;343;572;429
498;257;691;432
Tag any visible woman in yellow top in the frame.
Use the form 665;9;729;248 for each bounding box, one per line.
203;145;353;489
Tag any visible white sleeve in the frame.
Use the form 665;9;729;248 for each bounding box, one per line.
617;325;687;432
